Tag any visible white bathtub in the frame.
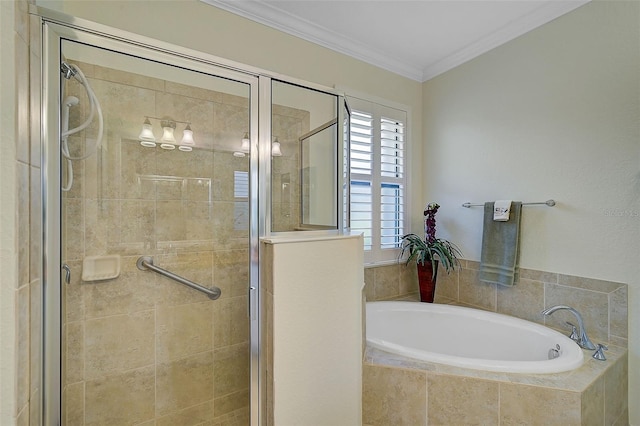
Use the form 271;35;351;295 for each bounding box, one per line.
366;301;584;374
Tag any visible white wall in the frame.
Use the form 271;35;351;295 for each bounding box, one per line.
0;0;18;424
423;1;640;422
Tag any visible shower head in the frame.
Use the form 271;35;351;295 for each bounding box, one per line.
64;96;80;107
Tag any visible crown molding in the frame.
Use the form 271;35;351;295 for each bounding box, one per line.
202;0;590;83
200;0;424;81
422;0;590;81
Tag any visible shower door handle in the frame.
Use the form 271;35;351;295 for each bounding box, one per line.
62;264;71;285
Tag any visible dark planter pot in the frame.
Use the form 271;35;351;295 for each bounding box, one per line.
416;260;438;303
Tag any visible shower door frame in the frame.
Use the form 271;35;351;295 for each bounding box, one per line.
38;6;350;425
39;11;266;426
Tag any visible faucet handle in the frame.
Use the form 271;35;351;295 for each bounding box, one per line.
592;343;608;361
565;321;579;342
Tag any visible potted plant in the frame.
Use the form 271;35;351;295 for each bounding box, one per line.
400;202;462;303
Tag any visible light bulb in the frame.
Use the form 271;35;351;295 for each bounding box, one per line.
181;124;195;146
240;132;250;153
272;137;282;157
161;127;176;144
138;118;156;142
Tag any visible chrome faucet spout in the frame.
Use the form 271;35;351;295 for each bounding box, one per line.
541;305;596;350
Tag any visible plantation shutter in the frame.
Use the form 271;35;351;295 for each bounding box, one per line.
349;97;407;263
350;110;373;250
380;117;404;249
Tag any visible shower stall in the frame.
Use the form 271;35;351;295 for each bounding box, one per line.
40;12;349;425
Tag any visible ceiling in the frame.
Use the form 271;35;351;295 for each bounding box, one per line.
201;0;589;82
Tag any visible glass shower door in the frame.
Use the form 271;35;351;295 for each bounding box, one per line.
56;36;256;425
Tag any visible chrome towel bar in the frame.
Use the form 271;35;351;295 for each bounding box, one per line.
136;256;221;300
462;199;556;208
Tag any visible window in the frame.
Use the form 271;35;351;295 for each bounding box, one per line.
348;98;407;264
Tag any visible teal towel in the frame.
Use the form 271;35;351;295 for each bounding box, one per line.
479;201;522;287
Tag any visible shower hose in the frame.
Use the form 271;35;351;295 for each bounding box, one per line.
60;62;104;191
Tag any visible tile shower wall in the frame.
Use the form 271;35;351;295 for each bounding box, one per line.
271;105;310;232
364;260;628;347
61;62;254;425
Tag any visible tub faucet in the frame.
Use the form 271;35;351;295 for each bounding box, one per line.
541;305;596;350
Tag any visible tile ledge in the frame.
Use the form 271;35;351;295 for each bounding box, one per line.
364;344;627;393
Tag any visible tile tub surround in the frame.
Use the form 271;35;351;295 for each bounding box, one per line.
365;260;628;348
363;260;629;425
363;346;628;425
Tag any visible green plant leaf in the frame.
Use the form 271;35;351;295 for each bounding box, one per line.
399;234;461;275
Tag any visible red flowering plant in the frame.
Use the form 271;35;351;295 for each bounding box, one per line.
400;202;462;277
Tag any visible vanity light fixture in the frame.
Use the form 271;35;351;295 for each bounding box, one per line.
138;116;196;151
234;133;283;157
272;136;282;157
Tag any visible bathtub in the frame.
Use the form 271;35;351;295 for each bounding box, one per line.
366;301;584;374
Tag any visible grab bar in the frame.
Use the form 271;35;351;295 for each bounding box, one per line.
136;256;221;300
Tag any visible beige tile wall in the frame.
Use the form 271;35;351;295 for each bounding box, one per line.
363;349;628;426
362;364;427;425
61;62;258;424
365;259;628;347
271;104;310;232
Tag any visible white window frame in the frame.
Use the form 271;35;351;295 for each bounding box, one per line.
347;95;410;265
